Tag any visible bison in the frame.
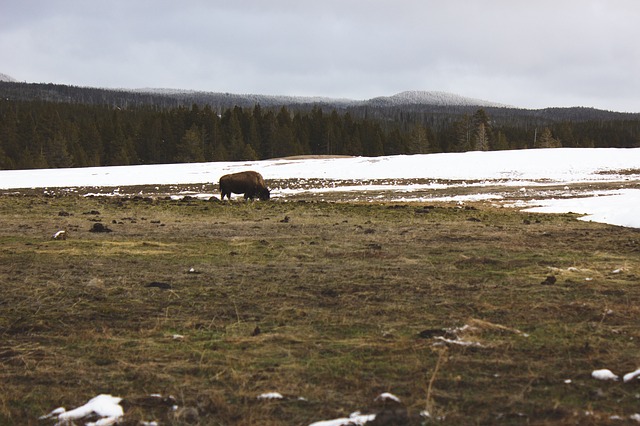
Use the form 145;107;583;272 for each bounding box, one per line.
219;171;270;201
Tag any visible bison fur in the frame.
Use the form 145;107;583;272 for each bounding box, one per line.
219;171;270;201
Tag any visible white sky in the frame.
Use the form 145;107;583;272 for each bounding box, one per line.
1;0;640;112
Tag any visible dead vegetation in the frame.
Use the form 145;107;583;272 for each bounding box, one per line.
1;190;639;425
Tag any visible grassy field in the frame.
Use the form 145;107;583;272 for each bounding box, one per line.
1;191;639;425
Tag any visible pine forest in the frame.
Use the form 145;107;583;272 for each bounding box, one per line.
1;83;639;170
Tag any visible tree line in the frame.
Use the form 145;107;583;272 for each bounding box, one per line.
0;99;639;170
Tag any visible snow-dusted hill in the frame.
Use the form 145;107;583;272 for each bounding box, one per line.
0;72;17;82
131;88;509;108
130;87;360;107
367;90;513;108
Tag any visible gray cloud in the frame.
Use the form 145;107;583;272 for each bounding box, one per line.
1;0;639;111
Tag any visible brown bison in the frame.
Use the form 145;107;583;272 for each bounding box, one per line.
219;171;270;201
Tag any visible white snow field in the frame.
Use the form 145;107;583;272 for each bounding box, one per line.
1;147;639;228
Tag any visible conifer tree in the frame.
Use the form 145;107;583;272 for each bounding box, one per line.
534;127;562;148
175;124;206;162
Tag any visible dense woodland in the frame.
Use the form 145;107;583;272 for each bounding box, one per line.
1;82;639;169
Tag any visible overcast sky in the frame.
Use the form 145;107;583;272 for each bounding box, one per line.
1;0;639;112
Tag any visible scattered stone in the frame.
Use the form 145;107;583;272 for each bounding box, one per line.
83;210;100;215
251;326;261;336
320;288;339;298
58;211;71;217
418;328;448;339
89;223;112;233
126;394;177;409
174;406;199;423
541;275;557;285
280;215;290;223
146;282;172;290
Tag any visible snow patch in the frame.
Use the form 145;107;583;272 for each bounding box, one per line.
40;394;124;425
623;369;640;383
257;392;284;400
308;411;376;426
375;392;401;403
591;369;619;381
1;148;639;228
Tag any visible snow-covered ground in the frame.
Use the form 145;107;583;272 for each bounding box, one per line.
1;148;639;228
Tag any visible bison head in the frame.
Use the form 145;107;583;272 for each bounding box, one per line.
259;188;271;201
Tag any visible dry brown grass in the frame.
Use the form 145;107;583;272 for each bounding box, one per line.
1;191;639;425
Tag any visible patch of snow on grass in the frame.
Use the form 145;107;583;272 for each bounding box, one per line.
591;369;619;381
524;188;640;228
257;392;284;400
623;369;640;383
308;411;376;426
40;394;124;425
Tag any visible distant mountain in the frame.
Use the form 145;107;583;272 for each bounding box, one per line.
0;77;508;109
367;91;513;108
129;87;359;108
0;73;17;83
0;79;637;123
132;88;511;108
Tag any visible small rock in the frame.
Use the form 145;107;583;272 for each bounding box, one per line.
541;275;556;285
146;282;172;290
89;223;112;233
418;328;447;339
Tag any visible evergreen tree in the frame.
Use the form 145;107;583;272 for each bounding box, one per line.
472;109;492;151
453;115;472;152
534;127;561;148
308;106;325;155
175;124;206;163
407;123;430;154
493;130;510;150
45;132;74;168
473;123;490;151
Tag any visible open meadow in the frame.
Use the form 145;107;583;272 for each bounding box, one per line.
1;187;639;425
